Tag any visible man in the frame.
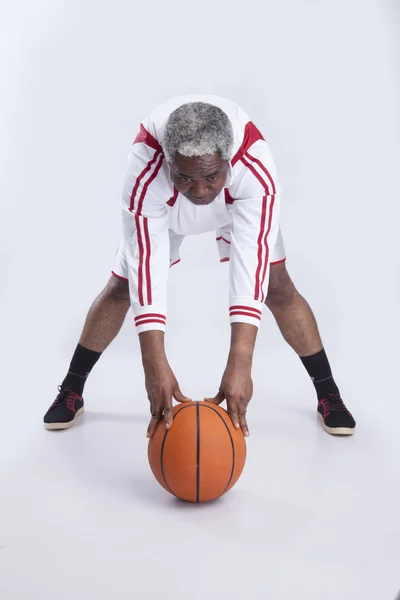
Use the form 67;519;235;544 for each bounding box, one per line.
43;95;356;437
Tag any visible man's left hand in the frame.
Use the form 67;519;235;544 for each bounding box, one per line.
206;363;253;437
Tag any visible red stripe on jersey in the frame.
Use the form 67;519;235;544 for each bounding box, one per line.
229;311;261;321
167;187;179;207
231;122;265;167
224;189;235;204
135;319;166;327
133;124;162;153
143;217;152;304
254;196;268;301
238;157;274;303
220;257;230;263
170;259;181;268
136;153;164;216
241;156;270;195
260;195;275;301
229;305;262;316
129;149;162;212
134;313;166;322
135;214;145;306
245;151;276;195
216;236;231;244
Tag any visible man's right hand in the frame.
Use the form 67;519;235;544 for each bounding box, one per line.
144;359;190;437
139;330;190;438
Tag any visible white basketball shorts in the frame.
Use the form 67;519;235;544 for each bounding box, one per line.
112;226;286;281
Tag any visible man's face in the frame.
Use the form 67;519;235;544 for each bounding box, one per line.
169;153;229;205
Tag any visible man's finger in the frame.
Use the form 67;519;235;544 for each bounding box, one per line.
173;387;191;404
227;403;240;430
163;394;174;430
204;390;225;405
146;411;162;438
239;412;250;437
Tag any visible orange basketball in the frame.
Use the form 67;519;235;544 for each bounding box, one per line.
148;401;246;502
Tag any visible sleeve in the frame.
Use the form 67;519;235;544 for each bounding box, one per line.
228;139;281;328
121;137;171;334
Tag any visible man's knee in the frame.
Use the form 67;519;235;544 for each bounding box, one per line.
105;274;130;301
265;262;296;307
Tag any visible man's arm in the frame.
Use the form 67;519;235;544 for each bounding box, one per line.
121;139;190;435
121;142;170;333
207;322;257;436
228;139;281;356
208;139;281;434
228;321;258;366
139;330;190;437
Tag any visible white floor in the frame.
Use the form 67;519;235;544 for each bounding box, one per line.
1;276;400;599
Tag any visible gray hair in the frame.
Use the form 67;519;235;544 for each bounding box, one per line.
163;102;234;162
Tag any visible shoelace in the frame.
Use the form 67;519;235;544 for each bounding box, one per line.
50;386;80;411
319;395;348;415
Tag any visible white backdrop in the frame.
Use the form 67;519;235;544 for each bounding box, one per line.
1;1;399;598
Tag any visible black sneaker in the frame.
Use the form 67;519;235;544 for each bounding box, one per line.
317;394;356;435
43;386;84;430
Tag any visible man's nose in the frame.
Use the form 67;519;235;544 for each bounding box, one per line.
191;180;209;197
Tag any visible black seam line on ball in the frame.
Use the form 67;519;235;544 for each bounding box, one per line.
200;404;235;493
160;403;194;497
196;402;200;503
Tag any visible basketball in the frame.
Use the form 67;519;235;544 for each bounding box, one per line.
148;401;246;502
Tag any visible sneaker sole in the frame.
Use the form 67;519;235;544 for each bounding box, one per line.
44;407;84;430
318;412;355;436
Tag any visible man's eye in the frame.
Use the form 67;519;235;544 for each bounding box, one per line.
180;177;191;183
206;176;217;182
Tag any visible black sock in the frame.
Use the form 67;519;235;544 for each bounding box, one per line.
61;344;102;396
300;348;340;400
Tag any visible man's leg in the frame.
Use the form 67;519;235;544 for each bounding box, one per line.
43;274;130;429
265;261;355;435
79;275;131;353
